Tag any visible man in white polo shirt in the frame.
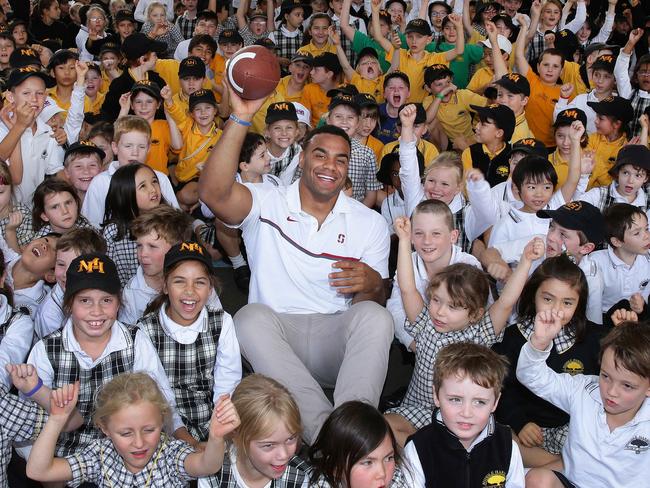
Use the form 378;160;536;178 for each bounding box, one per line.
199;85;393;444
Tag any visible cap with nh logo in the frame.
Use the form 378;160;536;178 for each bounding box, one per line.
164;242;213;273
64;253;120;301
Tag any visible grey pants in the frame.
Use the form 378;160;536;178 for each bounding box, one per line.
234;301;394;444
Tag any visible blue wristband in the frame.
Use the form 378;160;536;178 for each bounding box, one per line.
25;377;43;397
229;114;252;127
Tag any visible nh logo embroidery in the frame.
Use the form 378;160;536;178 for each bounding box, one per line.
78;258;105;273
275;102;290;111
181;242;204;254
563;110;579;119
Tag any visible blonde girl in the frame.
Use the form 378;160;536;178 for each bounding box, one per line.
141;2;184;59
198;374;311;487
26;372;239;486
0;161;34;251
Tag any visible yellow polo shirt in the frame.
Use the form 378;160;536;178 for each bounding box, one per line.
588;133;627;189
300;83;332;128
399;49;448;103
466;66;494;95
298;42;336;57
154;59;181;95
381;138;439;168
365;135;384;165
511;112;535;143
423;89;486;143
350;72;385;103
548;150;570;188
145;120;174;175
461;143;508;173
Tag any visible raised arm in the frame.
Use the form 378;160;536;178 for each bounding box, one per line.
266;0;275;34
486;21;508;78
442;14;465;60
526;1;541;45
425;83;456;124
198;83;263;226
560;120;585;203
514;14;531;76
161;86;183;151
615;28;644;99
330;28;355;81
462;0;473;36
394;216;424;322
370;0;393;54
339;0;357;42
236;0;248;29
0;102;35;184
488;237;545;334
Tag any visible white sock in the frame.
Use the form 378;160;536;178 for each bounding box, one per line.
229;253;247;268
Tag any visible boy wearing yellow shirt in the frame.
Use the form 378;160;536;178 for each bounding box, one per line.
300;52;343;127
423;64;486;150
162;87;222;209
355;93;384;164
586;96;634;189
467;35;512;96
380;103;439;167
461;103;515;187
494;73;535;143
172;56;207;116
298;13;336;57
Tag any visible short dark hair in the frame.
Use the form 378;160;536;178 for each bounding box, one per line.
302;124;351;154
31;179;81;232
603;203;647;246
600;322;650;380
383;71;410;89
538;48;566;67
189;34;217;54
511;156;558;192
238;132;266;170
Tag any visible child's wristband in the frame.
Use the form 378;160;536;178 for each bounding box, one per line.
436;93;445;100
229;114;252;127
25;377;43;398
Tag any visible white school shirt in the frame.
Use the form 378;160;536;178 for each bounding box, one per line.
576;182;648;210
380;191;406;234
615;51;650;101
587;247;650;313
402;411;525;488
0;295;34;389
386;247;481;348
27;319;185;431
81;161;181;227
516;341;650;488
232;179;390;314
34;283;64;339
174;38;190;61
578;253;605;325
40;85;85;144
553;90;603;135
0;119;64;205
158;306;242;401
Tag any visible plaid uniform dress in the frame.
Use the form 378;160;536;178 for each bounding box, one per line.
45;325;138;457
630;91;650;137
595;185;650;213
66;434;194;488
274;28;303;63
0;388;46;488
137;308;223;441
202;447;310;487
386;307;500;429
176;13;197;40
103;223;139;288
0;203;34;248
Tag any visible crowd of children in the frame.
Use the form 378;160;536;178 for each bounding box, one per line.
0;0;648;486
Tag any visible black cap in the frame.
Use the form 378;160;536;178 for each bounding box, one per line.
276;0;312;22
122;32;167;60
218;29;244;45
385;0;408;12
494;72;530;97
590;54;615;73
511;138;548;158
326;84;359;98
179;56;205;79
254;38;277;50
328;94;361;114
312;52;342;75
64;253;121;301
398;103;426;125
609;145;650;175
537;201;605;246
404;18;432;36
189;89;217;111
584;42;618;58
587;96;634;123
470;103;516;142
265;101;298;124
357;47;379;62
131;80;162;101
356;93;378;109
423;64;453;86
99;42;121;57
554;29;580;59
290;51;313;66
6;66;54;90
164;242;213;273
554;107;588;128
64;140;106;162
114;9;136;24
9;47;42;68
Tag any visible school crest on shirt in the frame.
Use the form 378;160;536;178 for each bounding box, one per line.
496;166;509;178
625;436;649;454
482;471;506;487
562;359;584;375
640;279;650;290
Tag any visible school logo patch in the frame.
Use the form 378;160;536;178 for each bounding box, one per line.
496;165;509;177
337;233;345;244
563;359;584;375
77;257;105;274
625;436;649;454
640;279;649;289
482;471;506;487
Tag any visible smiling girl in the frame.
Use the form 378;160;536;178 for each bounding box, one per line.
31;179;93;237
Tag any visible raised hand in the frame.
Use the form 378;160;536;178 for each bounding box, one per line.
521;237;545;263
628;28;644;46
209;394;240;439
465;168;485;183
160;85;173;102
328;26;340;46
6;211;23;231
518;422;543;448
6;363;40;395
393;216;411;241
568;120;584;142
398;103;417;128
118;92;132;110
611;308;638;326
560;83;574;99
630;292;645;314
531;309;564;350
580;150;595;175
50;382;79;418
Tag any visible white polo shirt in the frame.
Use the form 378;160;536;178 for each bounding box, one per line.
387;247;481;348
588;247;650;313
0;119;64;205
517;341;650;487
81;161;181;227
34;283;64;339
0;295;34;389
235;180;390;314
